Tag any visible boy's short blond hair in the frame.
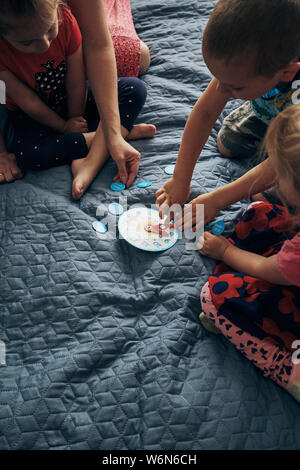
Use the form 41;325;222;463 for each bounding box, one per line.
203;0;300;77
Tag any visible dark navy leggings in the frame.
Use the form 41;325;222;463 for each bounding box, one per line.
5;77;147;171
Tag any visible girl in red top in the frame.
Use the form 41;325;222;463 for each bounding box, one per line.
199;104;300;403
0;0;150;198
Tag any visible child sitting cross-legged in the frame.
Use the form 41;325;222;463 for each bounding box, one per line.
0;0;154;199
199;104;300;403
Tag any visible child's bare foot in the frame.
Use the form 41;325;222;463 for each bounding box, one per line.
199;313;220;334
71;154;105;200
127;123;156;141
71;124;156;200
71;131;104;200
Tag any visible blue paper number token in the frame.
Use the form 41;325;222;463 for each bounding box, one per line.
110;181;126;191
212;220;225;236
137;181;152;188
108;202;124;216
261;87;280;100
164;165;175;175
92;220;108;233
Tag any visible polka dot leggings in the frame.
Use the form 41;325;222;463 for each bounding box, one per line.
6;77;147;171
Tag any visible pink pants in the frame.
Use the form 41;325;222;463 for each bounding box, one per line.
201;281;299;390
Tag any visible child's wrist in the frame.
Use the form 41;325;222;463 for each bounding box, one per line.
221;243;232;262
172;170;192;186
212;186;232;211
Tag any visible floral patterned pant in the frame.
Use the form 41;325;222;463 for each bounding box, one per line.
201;202;300;389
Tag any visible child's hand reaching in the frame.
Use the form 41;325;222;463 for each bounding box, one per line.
155;177;191;219
63;116;88;134
173;191;223;232
197;231;232;260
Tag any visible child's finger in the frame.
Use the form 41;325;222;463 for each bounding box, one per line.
126;165;140;188
195;219;205;232
177;210;194;231
156;191;167;207
155;188;165;201
164;211;175;226
173;204;191;229
159;200;170;219
197;234;205;250
115;159;128;185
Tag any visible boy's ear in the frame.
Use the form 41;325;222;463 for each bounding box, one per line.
279;61;300;82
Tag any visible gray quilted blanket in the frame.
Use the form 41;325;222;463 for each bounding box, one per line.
0;0;299;450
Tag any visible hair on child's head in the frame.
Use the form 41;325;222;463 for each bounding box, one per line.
262;105;300;224
265;105;300;192
203;0;300;77
0;0;63;34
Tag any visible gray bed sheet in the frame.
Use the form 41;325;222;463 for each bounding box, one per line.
0;0;299;450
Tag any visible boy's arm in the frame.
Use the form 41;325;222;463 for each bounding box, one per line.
0;70;67;132
66;44;87;118
156;78;231;214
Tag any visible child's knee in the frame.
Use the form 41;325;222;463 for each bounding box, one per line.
139;41;150;76
126;77;147;110
217;134;233;158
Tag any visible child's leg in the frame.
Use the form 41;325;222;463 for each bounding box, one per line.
200;281;300;401
71;77;152;199
9;113;92;171
217;101;267;159
229;201;290;256
85;80;155;140
114;77;155;139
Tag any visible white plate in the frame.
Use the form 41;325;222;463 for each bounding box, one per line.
118;208;178;252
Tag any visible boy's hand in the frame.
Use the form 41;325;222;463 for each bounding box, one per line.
63;116;88;134
173;191;223;231
0;151;23;183
155;177;191;219
197;232;232;260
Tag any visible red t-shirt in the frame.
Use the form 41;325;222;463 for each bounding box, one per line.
0;6;82;112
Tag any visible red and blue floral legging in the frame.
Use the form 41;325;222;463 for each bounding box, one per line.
201;202;300;390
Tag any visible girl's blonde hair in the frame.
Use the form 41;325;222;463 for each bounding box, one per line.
263;103;300;223
0;0;66;34
265;104;300;190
